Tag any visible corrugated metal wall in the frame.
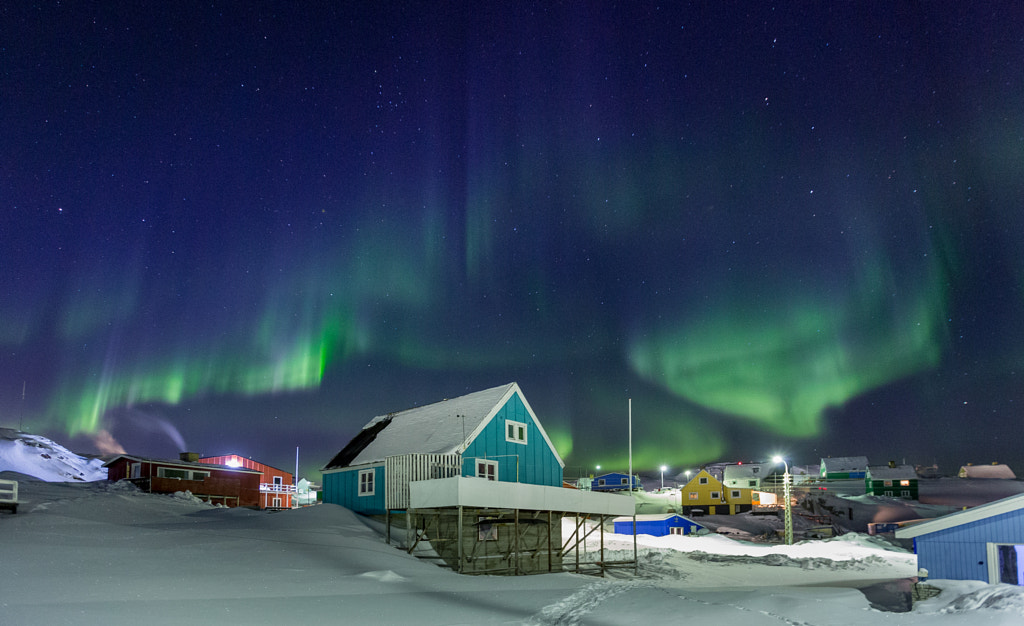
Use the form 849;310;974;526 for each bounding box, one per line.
917;509;1024;582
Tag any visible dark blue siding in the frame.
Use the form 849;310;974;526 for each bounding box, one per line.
916;508;1024;581
461;391;562;486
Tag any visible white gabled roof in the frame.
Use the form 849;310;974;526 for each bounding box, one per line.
335;382;564;468
866;464;916;480
959;464;1016;479
896;492;1024;539
821;456;869;472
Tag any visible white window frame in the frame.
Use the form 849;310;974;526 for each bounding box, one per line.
505;419;527;444
598;478;606;486
699;476;708;485
477;459;498;481
620;477;628;485
731;490;741;498
711;491;721;500
358;468;375;496
478;517;498;541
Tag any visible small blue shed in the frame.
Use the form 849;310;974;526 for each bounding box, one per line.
613;513;705;537
896;493;1024;584
592;472;642;492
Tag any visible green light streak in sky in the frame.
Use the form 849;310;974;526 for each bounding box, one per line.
53;306;358;436
578;415;728;472
628;256;947;437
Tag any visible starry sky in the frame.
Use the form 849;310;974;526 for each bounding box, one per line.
3;3;1023;481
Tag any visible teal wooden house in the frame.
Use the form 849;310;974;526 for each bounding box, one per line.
321;382;564;515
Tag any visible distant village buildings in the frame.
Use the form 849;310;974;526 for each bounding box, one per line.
958;463;1016;479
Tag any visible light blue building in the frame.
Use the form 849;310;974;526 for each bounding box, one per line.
896;493;1024;584
321;382;564;515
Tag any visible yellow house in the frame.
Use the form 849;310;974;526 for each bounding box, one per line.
680;469;754;515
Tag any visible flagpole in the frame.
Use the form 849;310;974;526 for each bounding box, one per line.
630;398;637;575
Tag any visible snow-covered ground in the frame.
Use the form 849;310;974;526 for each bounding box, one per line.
1;474;1023;625
2;433;1024;624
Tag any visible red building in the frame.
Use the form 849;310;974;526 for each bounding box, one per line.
199;454;295;509
104;452;261;508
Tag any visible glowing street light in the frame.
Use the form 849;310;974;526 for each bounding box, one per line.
772;455;793;545
660;465;668;490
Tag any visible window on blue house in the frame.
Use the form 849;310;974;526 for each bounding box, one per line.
477;460;498;481
358;468;375;496
505;420;527;444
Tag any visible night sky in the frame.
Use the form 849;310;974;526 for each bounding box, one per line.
3;3;1023;481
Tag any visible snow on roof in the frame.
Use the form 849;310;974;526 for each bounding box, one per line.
335;382;552;467
866;464;916;480
103;453;262;474
896;492;1024;539
958;464;1016;479
821;456;869;472
723;463;769;481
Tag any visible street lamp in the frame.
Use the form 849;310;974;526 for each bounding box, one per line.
660;465;667;490
772;455;793;545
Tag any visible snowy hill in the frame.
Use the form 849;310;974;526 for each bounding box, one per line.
0;428;107;482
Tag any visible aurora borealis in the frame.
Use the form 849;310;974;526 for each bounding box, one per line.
3;3;1023;480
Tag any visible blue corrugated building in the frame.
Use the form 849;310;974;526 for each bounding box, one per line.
321;382;564;515
613;513;705;537
896;493;1024;584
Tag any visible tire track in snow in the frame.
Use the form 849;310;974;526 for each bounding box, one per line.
524;580;647;625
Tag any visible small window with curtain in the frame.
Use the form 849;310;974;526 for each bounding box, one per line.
477;460;498;481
